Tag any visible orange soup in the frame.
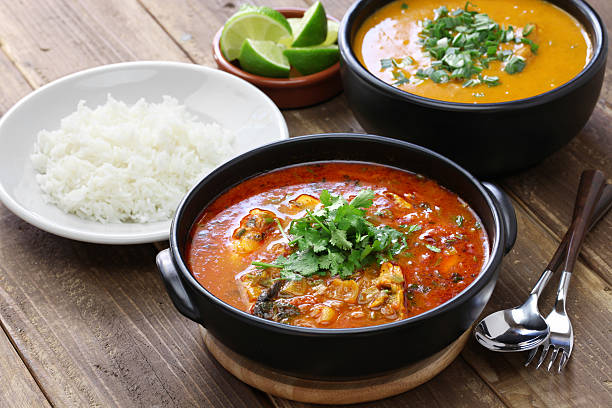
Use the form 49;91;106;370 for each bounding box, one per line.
354;0;592;103
186;162;488;328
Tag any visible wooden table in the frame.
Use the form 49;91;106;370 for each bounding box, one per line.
0;1;609;407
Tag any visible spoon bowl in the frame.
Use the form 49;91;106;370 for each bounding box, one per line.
475;178;611;353
474;296;549;352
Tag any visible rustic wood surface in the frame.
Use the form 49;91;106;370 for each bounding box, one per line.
0;0;609;407
201;327;472;404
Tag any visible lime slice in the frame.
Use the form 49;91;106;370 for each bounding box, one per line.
220;6;292;61
238;39;291;78
283;45;339;75
321;20;339;46
287;17;302;34
281;18;337;47
278;18;301;47
291;1;328;47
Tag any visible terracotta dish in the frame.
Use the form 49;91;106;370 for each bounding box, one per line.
212;8;342;109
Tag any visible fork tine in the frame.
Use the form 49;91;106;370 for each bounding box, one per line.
558;351;570;372
547;347;560;371
525;347;539;367
536;344;550;369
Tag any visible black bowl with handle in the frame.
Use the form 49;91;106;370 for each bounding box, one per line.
337;0;607;178
156;134;517;379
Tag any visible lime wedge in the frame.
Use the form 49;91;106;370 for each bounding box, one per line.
281;18;337;47
287;17;302;34
238;39;291;78
278;18;301;47
291;1;328;47
283;45;339;75
220;6;292;61
321;20;339;46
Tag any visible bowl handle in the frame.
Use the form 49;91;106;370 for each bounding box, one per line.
482;182;517;255
156;248;201;323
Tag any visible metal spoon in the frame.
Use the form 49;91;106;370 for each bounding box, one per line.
474;172;610;352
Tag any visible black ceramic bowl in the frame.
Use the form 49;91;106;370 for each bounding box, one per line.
338;0;608;178
156;134;517;379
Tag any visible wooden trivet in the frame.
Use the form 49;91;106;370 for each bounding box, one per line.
200;327;471;404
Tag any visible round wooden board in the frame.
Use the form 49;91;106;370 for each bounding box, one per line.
200;327;471;405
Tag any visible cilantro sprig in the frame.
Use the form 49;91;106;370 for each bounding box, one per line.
252;189;407;280
412;2;538;87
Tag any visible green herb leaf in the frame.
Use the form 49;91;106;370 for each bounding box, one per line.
504;55;526;74
253;189;407;279
483;75;500;86
401;2;409;10
520;37;539;54
523;23;535;37
451;272;464;282
392;70;410;85
411;2;538;89
406;224;422;233
425;244;442;253
455;215;464;227
380;58;393;69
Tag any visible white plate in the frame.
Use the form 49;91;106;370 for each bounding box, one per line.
0;61;288;244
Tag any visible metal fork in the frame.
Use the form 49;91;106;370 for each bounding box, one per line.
525;171;608;372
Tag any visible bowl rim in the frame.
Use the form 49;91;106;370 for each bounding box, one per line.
338;0;608;111
212;8;341;88
169;133;507;335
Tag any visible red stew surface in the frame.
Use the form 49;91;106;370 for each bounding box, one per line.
186;162;489;328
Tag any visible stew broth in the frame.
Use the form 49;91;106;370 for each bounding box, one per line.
186;162;489;328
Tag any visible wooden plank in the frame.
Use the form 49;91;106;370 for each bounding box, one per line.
0;51;51;408
0;325;51;408
268;357;508;408
0;0;190;87
0;211;273;407
0;1;271;406
502;99;612;283
461;205;612;408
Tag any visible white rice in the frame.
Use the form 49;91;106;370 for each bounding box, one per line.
31;95;236;223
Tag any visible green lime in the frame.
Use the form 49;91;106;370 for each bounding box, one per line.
291;1;328;47
283;45;339;75
220;6;292;61
278;18;301;47
287;17;302;35
321;20;339;46
238;39;291;78
281;18;337;47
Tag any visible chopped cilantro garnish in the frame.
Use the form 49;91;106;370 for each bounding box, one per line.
483;75;500;86
455;215;464;227
401;2;409;10
410;2;538;88
520;37;539;54
451;272;464;282
392;70;410;85
504;55;526;74
253;189;407;280
425;244;442;253
380;58;393;69
523;23;535;37
406;224;422;233
462;78;481;88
